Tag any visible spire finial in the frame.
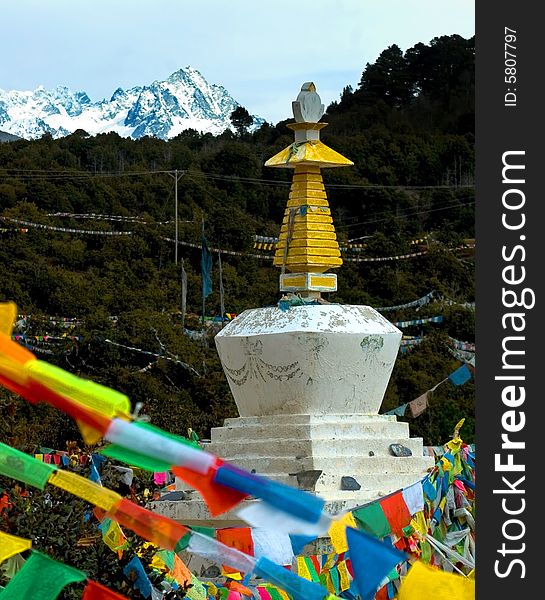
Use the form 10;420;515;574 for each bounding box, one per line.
264;82;354;296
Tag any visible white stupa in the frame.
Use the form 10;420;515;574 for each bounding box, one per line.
153;83;433;530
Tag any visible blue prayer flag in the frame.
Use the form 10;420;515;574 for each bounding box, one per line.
201;234;213;299
346;527;406;600
289;534;317;555
422;477;437;502
448;364;472;386
215;463;325;525
123;555;152;598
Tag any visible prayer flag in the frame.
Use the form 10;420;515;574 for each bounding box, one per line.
48;470;122;512
0;531;32;565
202;232;213;299
328;512;357;554
402;482;425;516
0;442;57;490
0;551;86;600
123;555;152;598
252;528;295;567
254;557;328;600
346;527;406;600
398;561;475;600
408;393;428;418
448;364;472;386
352;502;391;538
380;493;412;536
108;498;189;551
173;459;248;517
82;580;128;599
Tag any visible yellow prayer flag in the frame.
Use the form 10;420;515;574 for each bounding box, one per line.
410;511;428;536
325;572;336;594
76;421;104;446
48;470;122;512
0;302;16;335
102;520;127;552
337;560;351;592
441;456;453;471
297;556;312;580
322;552;336;572
276;588;291;600
398;561;475;600
454;418;465;434
328;512;357;554
0;531;32;565
150;553;168;571
221;569;242;580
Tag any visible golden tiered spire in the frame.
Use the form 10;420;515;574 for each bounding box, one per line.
264;83;353;294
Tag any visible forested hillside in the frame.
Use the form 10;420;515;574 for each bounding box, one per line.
0;34;475;446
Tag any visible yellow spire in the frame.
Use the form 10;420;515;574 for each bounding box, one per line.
265;83;352;294
274;164;342;273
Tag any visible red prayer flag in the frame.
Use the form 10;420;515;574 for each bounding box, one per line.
217;527;254;575
379;492;412;536
310;555;321;575
172;458;248;516
375;583;389;600
82;580;128;599
108;498;189;550
226;579;254;597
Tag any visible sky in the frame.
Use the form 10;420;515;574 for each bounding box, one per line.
1;0;474;123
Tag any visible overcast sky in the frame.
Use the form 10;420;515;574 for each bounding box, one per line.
2;0;474;123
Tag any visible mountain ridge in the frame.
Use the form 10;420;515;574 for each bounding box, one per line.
0;66;262;140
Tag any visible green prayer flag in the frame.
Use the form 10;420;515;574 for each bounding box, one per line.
329;566;340;594
0;551;86;599
100;422;196;472
352;502;392;538
175;533;192;553
266;588;284;600
304;556;320;583
421;540;432;563
100;445;171;472
156;550;175;571
186;574;207;600
190;526;216;538
0;443;56;490
387;566;400;581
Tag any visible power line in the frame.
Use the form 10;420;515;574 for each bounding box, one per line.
0;167;475;190
336;200;475;230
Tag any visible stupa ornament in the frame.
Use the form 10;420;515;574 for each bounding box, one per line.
292;82;325;123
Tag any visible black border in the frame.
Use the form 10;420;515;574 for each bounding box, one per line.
477;3;542;595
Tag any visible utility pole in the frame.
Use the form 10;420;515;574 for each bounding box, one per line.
168;170;184;263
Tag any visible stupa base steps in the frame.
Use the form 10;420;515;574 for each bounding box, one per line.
205;413;433;495
151;413;434;528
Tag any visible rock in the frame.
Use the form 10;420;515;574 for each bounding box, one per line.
159;490;186;501
290;470;322;490
389;443;413;457
341;476;361;491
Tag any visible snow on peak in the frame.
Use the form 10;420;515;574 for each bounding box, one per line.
0;68;263;140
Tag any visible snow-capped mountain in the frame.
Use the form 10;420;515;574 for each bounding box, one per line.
0;67;262;140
